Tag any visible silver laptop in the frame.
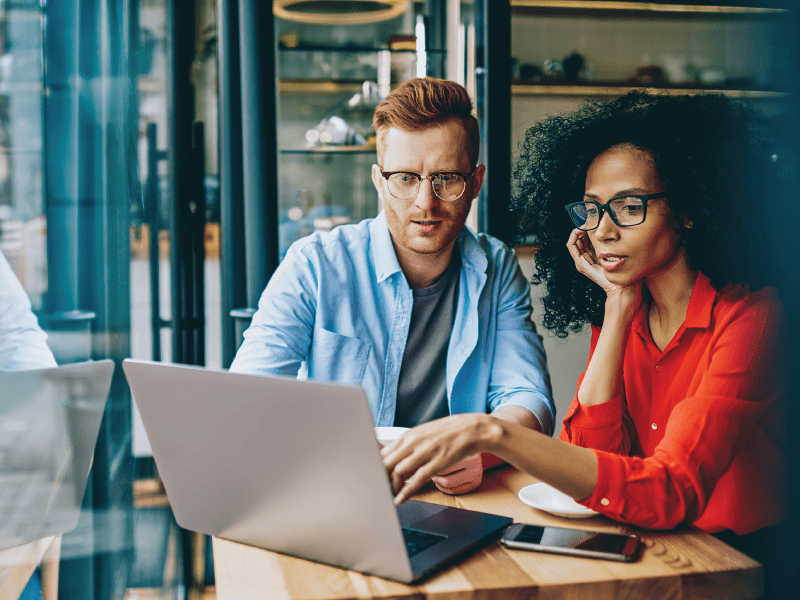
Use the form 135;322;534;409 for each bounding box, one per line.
122;358;512;583
0;360;114;550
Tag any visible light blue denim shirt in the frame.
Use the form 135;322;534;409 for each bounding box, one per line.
231;212;554;434
0;250;57;371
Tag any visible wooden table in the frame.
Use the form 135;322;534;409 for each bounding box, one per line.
0;535;60;600
212;466;762;599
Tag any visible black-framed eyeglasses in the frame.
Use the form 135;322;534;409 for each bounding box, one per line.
379;168;475;202
564;192;668;231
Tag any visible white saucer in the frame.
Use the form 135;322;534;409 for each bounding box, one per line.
518;482;599;519
374;426;409;447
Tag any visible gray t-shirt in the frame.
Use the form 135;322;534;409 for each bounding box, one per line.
393;251;461;427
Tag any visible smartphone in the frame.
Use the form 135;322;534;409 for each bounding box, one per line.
500;523;641;562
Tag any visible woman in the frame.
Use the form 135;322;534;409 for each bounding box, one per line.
382;92;789;558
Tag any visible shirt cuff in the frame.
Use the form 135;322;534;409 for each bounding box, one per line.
562;394;623;430
579;449;631;516
494;393;554;437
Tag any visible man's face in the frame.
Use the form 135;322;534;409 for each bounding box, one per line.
372;120;485;261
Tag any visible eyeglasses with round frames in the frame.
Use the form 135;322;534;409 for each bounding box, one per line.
379;168;476;202
564;192;668;231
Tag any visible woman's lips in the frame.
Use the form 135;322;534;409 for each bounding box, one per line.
599;254;626;271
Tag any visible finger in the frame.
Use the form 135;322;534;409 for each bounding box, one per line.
431;469;466;487
382;441;419;493
387;441;442;494
381;436;414;470
566;230;583;262
390;463;418;494
567;228;581;246
393;457;450;505
434;478;482;496
435;455;471;477
568;230;595;268
394;470;431;505
432;455;482;488
581;233;598;261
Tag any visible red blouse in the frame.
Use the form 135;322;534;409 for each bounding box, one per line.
560;273;787;534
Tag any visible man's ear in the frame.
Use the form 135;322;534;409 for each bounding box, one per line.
470;164;487;200
371;164;384;196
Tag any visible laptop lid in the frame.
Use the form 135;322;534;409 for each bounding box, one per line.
123;359;512;583
0;360;115;550
123;358;416;581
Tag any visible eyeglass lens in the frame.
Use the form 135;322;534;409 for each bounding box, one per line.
387;173;466;201
570;197;645;230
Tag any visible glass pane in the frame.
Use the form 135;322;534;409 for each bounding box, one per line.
131;0;221;596
279;150;378;257
273;1;449;261
1;0;143;597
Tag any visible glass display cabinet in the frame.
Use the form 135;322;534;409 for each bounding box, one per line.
274;5;449;256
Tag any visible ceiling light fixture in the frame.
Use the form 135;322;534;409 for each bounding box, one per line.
273;1;410;25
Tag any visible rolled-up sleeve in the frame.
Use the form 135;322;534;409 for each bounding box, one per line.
559;325;635;454
486;251;555;435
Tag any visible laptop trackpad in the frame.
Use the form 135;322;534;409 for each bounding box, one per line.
397;500;448;527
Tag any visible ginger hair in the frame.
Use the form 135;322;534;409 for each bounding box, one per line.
372;77;480;168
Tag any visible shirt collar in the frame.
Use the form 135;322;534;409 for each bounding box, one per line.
370;212;403;283
456;224;488;274
632;271;716;338
682;271;716;330
369;211;487;283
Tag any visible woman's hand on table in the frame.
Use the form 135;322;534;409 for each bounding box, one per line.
381;414;500;504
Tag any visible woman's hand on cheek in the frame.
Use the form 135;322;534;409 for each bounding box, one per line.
566;229;642;308
567;229;611;289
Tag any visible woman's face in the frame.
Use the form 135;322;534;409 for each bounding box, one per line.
583;145;688;288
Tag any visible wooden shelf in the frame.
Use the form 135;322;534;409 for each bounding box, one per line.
278;79;369;94
280;46;445;54
280;145;376;154
511;82;791;98
511;1;790;16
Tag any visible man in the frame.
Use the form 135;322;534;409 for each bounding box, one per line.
231;77;553;495
0;249;57;600
0;251;56;372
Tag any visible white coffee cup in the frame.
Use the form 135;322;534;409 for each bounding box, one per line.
375;426;409;447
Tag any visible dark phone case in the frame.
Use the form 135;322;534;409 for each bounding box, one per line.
500;524;641;562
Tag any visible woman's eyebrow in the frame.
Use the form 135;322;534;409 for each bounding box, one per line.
613;188;650;196
583;188;650;200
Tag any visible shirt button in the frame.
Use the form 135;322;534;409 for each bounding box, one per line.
652;423;658;430
601;498;610;506
655;365;662;372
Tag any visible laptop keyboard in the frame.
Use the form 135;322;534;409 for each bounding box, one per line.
402;528;446;557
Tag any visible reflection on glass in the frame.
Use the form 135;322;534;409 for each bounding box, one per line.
0;362;113;552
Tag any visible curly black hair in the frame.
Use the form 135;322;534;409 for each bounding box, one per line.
511;91;792;338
